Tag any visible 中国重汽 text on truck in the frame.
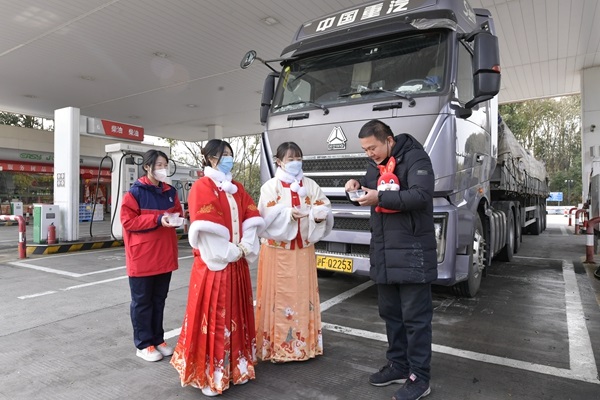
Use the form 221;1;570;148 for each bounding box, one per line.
241;0;549;297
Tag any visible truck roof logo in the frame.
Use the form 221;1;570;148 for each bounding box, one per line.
327;126;347;150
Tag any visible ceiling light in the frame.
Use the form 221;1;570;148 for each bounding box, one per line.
80;75;95;81
128;115;140;119
23;94;37;98
187;104;198;108
262;16;279;26
153;51;168;58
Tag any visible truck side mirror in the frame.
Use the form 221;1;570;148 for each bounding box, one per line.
260;72;279;124
240;50;257;69
466;32;501;109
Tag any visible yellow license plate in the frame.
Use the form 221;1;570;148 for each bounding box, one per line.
316;255;353;273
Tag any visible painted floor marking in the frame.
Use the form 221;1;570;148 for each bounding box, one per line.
59;276;128;291
320;280;374;312
18;291;57;299
321;322;597;384
318;259;598;384
15;252;599;385
15;255;194;298
165;327;182;340
562;260;598;382
165;260;599;385
10;261;83;277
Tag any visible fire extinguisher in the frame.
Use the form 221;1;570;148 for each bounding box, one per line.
47;223;57;245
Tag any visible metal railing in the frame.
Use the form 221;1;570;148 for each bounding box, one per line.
0;215;27;259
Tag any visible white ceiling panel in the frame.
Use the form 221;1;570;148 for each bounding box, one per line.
0;0;598;141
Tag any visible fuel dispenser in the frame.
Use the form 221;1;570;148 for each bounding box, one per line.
10;201;23;217
104;142;170;240
33;204;60;244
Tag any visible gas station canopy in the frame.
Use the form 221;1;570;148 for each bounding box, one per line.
0;0;599;142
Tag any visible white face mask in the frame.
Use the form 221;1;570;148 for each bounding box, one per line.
283;160;303;176
153;168;168;182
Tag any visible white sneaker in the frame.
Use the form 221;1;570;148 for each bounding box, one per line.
136;345;163;362
156;342;174;357
201;386;220;397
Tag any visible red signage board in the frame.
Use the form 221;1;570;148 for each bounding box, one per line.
101;119;144;141
0;160;111;177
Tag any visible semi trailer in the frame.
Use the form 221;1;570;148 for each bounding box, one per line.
242;0;548;297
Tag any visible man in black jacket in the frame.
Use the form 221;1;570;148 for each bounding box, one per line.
345;119;437;400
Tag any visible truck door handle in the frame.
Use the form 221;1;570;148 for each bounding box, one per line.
372;102;403;111
287;113;309;121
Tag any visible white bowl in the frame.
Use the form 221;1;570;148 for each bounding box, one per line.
169;217;185;227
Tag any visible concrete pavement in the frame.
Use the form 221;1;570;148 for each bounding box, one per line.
0;214;599;399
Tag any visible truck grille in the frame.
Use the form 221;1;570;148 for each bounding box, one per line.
312;176;358;187
303;157;369;172
303;157;368;188
315;241;370;255
333;216;370;231
304;157;371;253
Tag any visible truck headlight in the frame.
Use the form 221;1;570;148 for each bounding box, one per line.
434;214;447;263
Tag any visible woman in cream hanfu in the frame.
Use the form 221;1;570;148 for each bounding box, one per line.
171;139;264;397
255;141;333;363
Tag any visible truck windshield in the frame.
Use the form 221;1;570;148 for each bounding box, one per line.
272;32;448;113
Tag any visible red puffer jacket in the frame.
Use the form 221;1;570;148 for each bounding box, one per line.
120;176;183;277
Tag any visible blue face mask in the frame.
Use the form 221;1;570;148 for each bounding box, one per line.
217;156;234;174
284;160;303;176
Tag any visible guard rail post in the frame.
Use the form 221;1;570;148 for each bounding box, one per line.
575;209;588;235
584;216;600;263
568;207;578;226
0;215;27;259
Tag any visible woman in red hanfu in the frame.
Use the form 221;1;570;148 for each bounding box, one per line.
171;139;264;397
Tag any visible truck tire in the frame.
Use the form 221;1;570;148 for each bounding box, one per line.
453;213;485;297
514;207;522;253
530;205;542;235
541;205;547;231
497;210;514;262
317;269;335;278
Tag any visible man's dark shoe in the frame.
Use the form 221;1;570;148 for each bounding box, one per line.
369;361;408;386
391;374;431;400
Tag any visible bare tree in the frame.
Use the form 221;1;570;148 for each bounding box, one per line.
162;134;262;201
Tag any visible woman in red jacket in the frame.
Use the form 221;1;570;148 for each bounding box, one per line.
120;149;183;362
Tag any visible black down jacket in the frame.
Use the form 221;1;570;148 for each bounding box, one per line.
360;134;438;284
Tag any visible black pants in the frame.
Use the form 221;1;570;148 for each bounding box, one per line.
129;272;172;349
377;282;433;382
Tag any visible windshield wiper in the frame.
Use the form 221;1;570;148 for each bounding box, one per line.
338;88;415;107
281;100;329;115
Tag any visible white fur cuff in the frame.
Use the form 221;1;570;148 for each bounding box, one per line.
188;220;229;240
242;216;265;232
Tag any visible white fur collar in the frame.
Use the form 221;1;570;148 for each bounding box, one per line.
275;167;306;197
204;166;238;194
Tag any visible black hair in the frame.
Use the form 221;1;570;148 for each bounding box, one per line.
201;139;234;168
275;141;303;161
142;149;169;173
358;119;394;142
